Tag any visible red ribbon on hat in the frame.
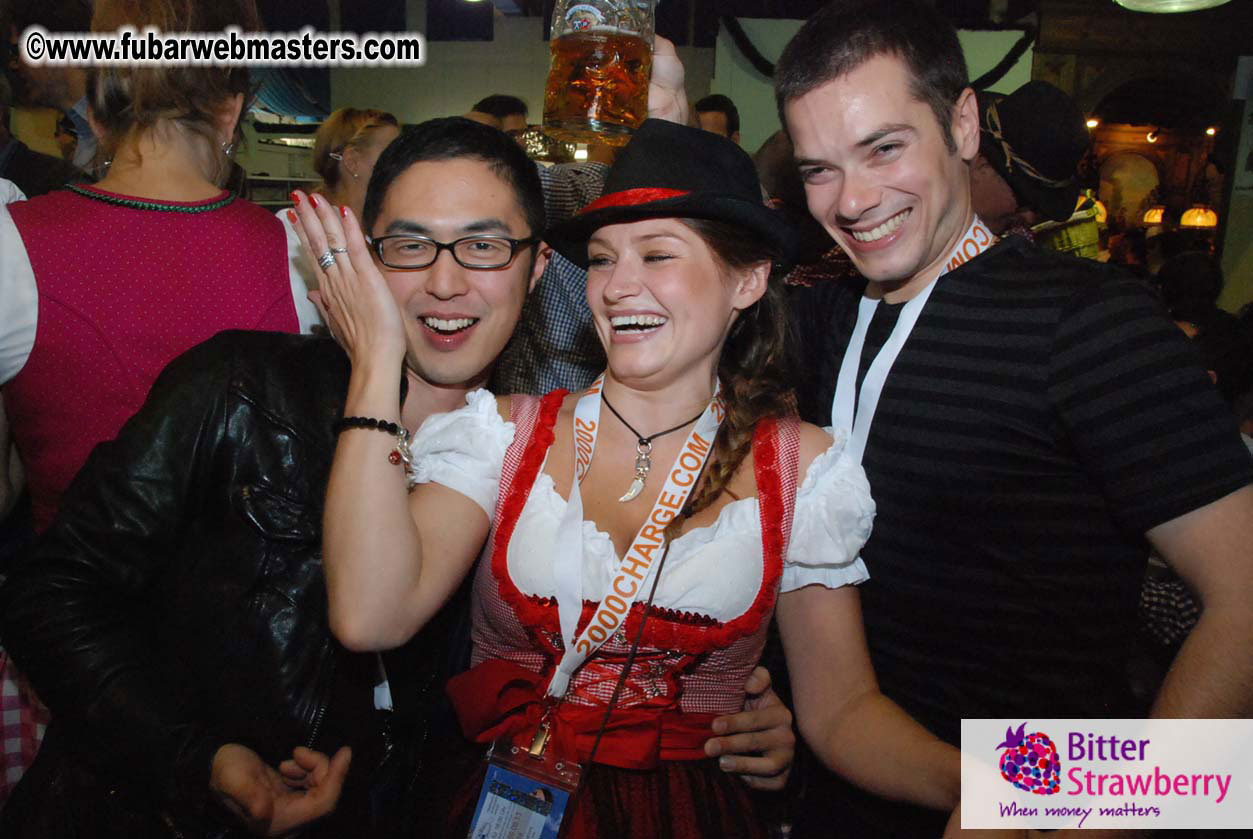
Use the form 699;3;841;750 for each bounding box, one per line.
446;658;714;769
580;188;690;214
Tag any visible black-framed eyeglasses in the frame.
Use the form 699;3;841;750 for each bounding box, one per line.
369;234;538;270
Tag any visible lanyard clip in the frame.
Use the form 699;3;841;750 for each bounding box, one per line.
527;719;551;758
527;700;557;758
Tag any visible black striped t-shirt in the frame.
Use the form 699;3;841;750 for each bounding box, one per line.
787;238;1251;837
792;236;1252;741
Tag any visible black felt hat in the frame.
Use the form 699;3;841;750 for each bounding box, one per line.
545;119;798;269
978;81;1090;223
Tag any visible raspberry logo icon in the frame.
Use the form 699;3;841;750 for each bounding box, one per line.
995;722;1061;795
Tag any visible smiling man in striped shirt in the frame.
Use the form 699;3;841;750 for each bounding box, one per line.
777;2;1253;837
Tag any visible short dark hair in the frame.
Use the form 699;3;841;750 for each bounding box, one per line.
470;94;528;119
363;117;545;239
694;93;740;135
775;0;969;152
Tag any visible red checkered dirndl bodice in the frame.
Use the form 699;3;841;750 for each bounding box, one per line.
447;390;800;769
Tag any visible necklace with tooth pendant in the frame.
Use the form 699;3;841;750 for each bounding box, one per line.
600;394;706;502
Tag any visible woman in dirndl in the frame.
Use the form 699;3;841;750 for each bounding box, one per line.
312;119;962;837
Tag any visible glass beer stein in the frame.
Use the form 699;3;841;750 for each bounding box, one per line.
543;1;655;147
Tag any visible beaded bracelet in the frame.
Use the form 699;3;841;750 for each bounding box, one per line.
333;416;413;470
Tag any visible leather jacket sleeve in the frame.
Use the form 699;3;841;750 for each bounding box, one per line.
0;335;238;815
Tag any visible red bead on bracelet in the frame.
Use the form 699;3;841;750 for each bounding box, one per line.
334;416;412;471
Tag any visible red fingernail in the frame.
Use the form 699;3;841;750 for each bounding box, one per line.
309;194;319;208
340;205;348;219
290;191;300;206
286;209;297;224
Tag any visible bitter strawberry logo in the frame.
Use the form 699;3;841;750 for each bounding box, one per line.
996;722;1061;795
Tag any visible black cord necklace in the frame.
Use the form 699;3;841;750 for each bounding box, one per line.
601;393;706;503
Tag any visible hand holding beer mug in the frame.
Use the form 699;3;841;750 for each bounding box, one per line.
647;35;687;126
543;1;656;146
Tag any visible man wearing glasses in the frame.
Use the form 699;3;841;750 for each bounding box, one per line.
1;117;792;839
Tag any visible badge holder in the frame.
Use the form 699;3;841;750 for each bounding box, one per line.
466;708;583;839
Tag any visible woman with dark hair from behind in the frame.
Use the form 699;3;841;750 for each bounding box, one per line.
0;0;326;823
304;119;963;837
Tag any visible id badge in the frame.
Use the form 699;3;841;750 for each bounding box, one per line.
466;727;583;839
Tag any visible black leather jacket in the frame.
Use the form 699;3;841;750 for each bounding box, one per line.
0;332;450;838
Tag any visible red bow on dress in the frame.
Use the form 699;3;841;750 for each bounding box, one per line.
447;658;716;770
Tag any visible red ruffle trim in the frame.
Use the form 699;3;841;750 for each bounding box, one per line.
493;389;567;643
490;404;786;655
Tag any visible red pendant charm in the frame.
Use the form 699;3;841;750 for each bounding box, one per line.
388;450;402;465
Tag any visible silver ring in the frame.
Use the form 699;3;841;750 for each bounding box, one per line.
330;247;349;255
317;250;335;270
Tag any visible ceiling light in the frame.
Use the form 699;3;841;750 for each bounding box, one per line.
1146;131;1158;143
1086;118;1100;129
1179;205;1218;228
1206;126;1217;136
1142;206;1164;225
1114;1;1232;12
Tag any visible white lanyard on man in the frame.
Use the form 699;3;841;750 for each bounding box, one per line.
832;216;996;464
546;374;724;698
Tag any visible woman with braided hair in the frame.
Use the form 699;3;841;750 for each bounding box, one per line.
310;119;962;837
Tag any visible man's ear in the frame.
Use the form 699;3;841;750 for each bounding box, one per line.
732;260;770;310
528;244;553;293
952;87;981;163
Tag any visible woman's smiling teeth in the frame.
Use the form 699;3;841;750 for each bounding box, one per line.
610;314;667;332
849;209;910;242
422;316;477;334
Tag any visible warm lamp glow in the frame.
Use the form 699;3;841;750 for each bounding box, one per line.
573;147;589;161
1146;131;1159;143
1114;1;1232;12
1179;205;1218;228
1206;127;1217;136
1142;206;1165;225
1086;118;1100;129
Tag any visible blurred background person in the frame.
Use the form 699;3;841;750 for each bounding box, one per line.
1;0;310;533
309;107;400;219
277;106;399;314
6;0;97;173
465;93;529;135
694;92;740;144
0;71;86;196
970;80;1089;237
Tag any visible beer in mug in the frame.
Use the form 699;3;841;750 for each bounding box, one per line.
543;1;655;147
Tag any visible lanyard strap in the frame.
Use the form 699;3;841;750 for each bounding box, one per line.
547;374;724;698
832;216;996;464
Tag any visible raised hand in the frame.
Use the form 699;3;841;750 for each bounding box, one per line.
287;191;407;370
705;665;796;791
647;35;688;125
210;742;351;836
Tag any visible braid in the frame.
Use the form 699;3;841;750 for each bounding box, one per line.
663;219;796;540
